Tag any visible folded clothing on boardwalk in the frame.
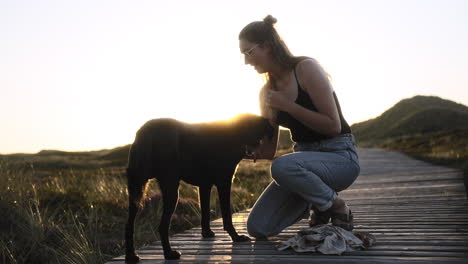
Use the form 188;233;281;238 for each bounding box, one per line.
277;225;376;255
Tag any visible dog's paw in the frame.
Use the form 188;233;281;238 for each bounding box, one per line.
164;250;181;260
232;234;251;242
125;252;140;263
202;229;215;238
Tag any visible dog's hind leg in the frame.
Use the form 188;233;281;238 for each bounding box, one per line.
125;199;140;263
158;178;181;260
199;185;215;238
125;168;145;263
217;183;251;242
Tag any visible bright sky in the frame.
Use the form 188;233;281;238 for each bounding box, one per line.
1;0;467;154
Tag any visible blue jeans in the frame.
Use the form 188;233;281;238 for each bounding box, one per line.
247;134;360;238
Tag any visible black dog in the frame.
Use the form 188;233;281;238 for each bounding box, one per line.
125;113;273;262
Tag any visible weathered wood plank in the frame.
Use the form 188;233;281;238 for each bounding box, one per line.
114;249;467;258
107;255;468;264
142;244;468;253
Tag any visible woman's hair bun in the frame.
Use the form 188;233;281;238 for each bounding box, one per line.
263;15;277;26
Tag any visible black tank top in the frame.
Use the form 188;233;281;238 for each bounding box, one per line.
276;65;352;143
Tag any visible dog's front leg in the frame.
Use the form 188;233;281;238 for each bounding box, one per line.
216;183;250;242
199;185;215;238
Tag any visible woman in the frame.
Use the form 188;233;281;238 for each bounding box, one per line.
240;15;360;238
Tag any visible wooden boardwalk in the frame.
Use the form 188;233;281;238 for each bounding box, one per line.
107;148;468;263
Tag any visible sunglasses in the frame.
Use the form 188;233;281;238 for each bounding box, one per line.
242;44;259;57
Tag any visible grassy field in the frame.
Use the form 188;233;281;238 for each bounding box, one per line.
0;145;292;263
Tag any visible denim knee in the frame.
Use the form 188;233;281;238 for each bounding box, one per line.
270;156;294;184
247;213;268;238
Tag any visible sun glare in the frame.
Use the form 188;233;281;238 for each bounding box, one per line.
163;70;263;124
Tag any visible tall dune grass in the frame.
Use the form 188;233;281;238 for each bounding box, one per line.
0;156;275;264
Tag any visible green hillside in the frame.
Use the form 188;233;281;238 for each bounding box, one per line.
352;95;468;144
0;147;127;170
351;95;468;174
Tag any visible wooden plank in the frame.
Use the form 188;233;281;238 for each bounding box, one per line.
130;240;468;247
142;244;468;253
107;255;468;264
112;249;467;258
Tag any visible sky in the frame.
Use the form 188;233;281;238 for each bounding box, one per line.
1;0;467;154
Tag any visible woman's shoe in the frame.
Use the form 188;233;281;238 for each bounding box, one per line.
331;208;354;231
308;207;332;227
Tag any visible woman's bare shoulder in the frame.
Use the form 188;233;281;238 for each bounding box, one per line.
295;57;330;87
295;58;323;75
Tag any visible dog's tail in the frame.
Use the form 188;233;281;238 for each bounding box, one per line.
126;167;148;208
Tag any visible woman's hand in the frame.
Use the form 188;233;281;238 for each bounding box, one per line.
265;90;293;112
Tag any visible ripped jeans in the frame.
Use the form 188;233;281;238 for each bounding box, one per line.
247;133;360;238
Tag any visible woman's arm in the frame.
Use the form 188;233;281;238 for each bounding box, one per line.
266;59;342;137
250;83;280;161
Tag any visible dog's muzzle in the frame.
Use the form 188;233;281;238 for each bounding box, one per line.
244;145;257;163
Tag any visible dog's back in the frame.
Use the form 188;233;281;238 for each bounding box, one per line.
128;118;182;170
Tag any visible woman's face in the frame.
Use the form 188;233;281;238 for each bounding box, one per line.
239;39;270;74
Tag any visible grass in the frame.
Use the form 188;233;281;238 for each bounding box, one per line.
0;161;127;263
0;147;286;264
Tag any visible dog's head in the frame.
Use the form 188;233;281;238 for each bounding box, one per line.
232;113;274;147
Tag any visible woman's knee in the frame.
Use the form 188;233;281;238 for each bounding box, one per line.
246;212;268;238
270;155;295;183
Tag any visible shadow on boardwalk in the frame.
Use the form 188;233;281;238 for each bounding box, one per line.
106;148;468;264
